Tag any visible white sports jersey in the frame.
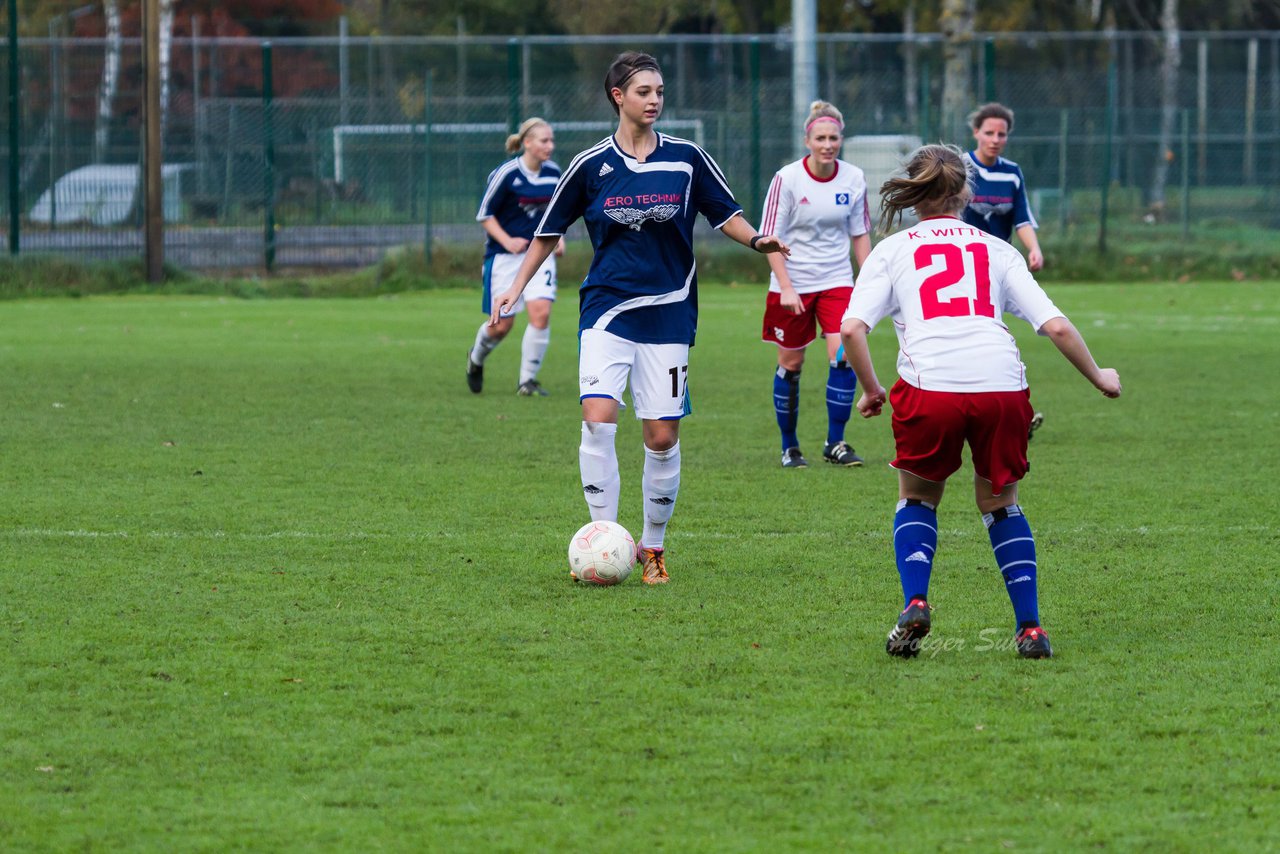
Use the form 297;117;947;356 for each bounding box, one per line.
842;216;1064;392
759;158;871;294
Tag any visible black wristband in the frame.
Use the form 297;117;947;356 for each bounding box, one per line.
750;234;764;251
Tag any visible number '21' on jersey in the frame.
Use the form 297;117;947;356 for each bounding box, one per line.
844;216;1064;393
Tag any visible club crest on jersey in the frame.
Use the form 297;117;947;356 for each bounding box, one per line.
835;192;850;205
603;203;681;231
598;163;614;177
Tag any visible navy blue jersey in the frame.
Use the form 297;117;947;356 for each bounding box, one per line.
536;133;743;346
476;158;561;259
961;151;1037;242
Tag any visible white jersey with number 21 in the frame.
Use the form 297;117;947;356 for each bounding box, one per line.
842;215;1065;393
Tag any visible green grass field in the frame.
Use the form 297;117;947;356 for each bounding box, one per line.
2;280;1278;850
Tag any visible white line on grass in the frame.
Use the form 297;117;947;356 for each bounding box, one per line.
2;524;1272;542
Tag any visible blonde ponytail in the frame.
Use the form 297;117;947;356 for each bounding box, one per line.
506;117;549;155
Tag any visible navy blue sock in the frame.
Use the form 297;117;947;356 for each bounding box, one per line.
773;367;801;451
984;504;1040;629
826;360;857;445
894;499;938;608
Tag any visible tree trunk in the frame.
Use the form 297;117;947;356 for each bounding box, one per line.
94;0;122;163
939;0;975;144
1149;0;1180;215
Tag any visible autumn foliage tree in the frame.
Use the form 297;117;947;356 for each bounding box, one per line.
56;0;342;128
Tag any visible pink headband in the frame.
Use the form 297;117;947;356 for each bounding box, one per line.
806;115;844;133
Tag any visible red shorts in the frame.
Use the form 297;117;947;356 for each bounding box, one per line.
762;287;853;349
889;379;1034;496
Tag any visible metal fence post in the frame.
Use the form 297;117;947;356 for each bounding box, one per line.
1099;58;1116;254
144;0;163;282
1180;108;1190;240
1058;108;1068;231
423;69;433;265
983;38;995;102
1196;38;1207;186
507;38;520;133
1244;37;1257;185
7;0;20;255
263;41;275;272
919;59;931;141
749;37;761;222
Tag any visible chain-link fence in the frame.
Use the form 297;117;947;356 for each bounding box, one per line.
3;30;1278;268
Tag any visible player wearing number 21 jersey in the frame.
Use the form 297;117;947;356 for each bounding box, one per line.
845;216;1061;393
840;143;1120;661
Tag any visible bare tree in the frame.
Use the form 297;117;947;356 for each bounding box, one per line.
93;0;122;163
939;0;975;143
159;0;174;139
1148;0;1180;218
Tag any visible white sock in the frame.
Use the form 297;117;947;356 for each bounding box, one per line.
520;324;550;384
641;441;680;550
579;422;620;522
470;324;500;365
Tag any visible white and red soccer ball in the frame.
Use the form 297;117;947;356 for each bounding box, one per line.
568;521;636;586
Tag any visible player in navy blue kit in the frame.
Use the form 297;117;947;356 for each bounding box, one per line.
963;103;1046;439
490;52;789;584
962;104;1043;271
466;118;564;396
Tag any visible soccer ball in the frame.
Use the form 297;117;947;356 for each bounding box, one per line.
568;521;636;586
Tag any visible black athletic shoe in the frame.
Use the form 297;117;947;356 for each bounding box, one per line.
823;440;864;467
781;447;808;468
466;351;483;394
516;379;549;397
886;597;932;658
1027;411;1044;441
1016;625;1053;659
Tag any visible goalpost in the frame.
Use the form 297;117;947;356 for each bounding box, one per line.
331;120;706;184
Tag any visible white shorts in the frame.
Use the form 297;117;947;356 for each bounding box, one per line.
579;328;691;421
484;252;557;315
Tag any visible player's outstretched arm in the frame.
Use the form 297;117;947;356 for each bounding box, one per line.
840;319;887;417
1016;224;1044;271
720;214;790;256
1039;316;1122;398
489;235;560;326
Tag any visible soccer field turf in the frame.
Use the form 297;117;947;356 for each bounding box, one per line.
2;281;1277;849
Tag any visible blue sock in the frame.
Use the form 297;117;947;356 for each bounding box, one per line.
773;367;801;451
826;360;857;445
894;499;938;608
984;504;1040;629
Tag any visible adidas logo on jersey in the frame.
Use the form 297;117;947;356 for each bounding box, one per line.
599;163;614;177
905;551;930;563
799;196;811;205
513;177;523;186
